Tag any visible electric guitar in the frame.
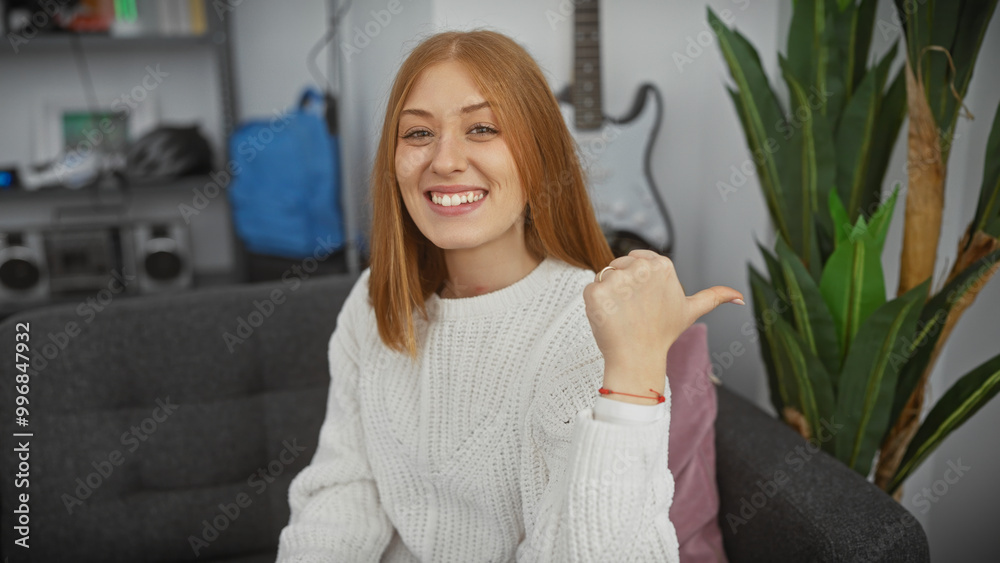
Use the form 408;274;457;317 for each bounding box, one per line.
557;0;674;257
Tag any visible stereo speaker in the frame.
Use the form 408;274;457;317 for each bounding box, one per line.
131;221;193;293
0;230;49;306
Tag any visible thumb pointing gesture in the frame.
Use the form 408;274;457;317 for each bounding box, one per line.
686;285;746;325
584;249;745;372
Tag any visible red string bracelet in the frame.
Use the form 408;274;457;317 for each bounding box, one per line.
598;387;666;403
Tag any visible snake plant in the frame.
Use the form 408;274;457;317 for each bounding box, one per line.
709;0;1000;494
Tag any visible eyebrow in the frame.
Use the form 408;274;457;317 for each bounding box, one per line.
400;101;491;118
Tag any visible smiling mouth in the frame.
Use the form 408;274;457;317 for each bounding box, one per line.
426;190;487;207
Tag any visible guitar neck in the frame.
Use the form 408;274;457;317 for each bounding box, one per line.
572;0;603;131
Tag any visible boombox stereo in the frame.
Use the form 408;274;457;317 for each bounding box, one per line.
0;220;193;309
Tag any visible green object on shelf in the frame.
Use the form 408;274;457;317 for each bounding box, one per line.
115;0;139;23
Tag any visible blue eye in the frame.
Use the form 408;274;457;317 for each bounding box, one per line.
402;129;431;139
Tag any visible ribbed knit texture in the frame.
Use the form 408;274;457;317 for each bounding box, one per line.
276;255;679;562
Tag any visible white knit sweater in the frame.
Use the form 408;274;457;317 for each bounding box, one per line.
276;255;679;562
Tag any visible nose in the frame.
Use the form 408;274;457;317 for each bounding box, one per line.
429;134;467;176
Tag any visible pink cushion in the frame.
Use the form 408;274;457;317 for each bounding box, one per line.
667;323;728;562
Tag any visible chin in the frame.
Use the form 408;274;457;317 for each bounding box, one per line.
427;236;484;250
421;225;492;248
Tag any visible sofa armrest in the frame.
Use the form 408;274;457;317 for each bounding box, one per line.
713;385;930;563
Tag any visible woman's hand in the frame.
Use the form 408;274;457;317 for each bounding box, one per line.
583;249;744;401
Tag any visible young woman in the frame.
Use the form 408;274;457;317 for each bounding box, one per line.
276;30;743;562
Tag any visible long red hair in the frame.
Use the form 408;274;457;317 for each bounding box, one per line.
367;29;614;359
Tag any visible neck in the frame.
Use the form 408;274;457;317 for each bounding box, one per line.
438;237;542;299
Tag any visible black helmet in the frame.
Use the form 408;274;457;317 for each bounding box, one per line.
126;126;213;182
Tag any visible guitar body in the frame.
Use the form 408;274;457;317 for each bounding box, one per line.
559;83;671;255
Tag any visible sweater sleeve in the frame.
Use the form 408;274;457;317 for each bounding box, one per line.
593;395;667;425
276;274;394;562
516;346;680;562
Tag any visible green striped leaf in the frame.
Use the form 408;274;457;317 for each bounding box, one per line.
890;249;1000;429
832;183;899;256
819;0;850;121
786;0;825;110
859;67;907;221
710;7;792;244
890;352;1000;493
815;213;837;269
806;220;825;285
750;266;790;415
772;315;837;454
776;97;808;262
859;183;900;255
829;190;852;249
780;57;837;270
891;0;928;74
924;0;962;128
834;43;897;223
725;85;786;241
756;238;795;326
846;0;878;98
835;278;930;476
775;236;843;383
969;99;1000;244
819;232;887;364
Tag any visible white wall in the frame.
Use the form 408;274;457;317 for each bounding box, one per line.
229;0;329;120
335;0;1000;559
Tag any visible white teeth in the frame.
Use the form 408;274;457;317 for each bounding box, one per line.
431;192;484;206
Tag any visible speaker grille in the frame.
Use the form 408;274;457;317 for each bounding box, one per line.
0;258;41;291
144;250;183;281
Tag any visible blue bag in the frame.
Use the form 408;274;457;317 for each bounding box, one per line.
228;87;344;259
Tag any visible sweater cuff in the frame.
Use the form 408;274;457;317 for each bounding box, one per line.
593;395;668;425
569;402;672;487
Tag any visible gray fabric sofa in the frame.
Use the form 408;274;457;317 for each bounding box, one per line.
0;274;930;562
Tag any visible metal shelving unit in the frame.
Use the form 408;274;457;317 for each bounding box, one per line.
0;3;243;317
